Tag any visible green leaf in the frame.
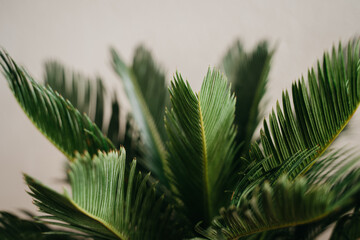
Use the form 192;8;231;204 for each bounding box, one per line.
259;149;360;240
233;40;360;200
233;147;320;204
0;211;75;240
108;99;144;162
165;68;236;226
111;46;169;186
252;149;360;240
132;46;169;139
221;40;273;157
199;167;360;240
44;61;101;125
44;61;143;162
25;149;176;240
0;50;114;160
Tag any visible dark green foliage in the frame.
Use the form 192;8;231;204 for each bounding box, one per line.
44;61;143;162
239;150;360;240
165;69;236;226
111;46;169;187
132;46;169;139
0;211;75;240
221;41;272;159
2;39;360;240
44;61;100;123
200;155;360;239
0;50;114;160
26;149;177;240
232;41;360;202
201;175;335;239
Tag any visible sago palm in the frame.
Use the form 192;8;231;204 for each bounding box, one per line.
1;38;360;240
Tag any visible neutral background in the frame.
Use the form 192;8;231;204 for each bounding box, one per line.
1;1;360;238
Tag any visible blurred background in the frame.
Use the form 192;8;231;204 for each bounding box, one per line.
0;1;360;238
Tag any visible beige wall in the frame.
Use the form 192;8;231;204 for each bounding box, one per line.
1;0;360;238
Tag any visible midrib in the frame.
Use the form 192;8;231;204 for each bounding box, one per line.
69;197;128;240
198;98;212;222
302;102;360;174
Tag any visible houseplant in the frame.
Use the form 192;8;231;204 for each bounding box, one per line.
1;39;360;239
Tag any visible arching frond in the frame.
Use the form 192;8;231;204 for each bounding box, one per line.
0;211;75;240
221;40;273;158
0;50;114;160
44;61;143;162
111;46;169;186
233;40;360;201
131;46;169;138
267;149;360;240
237;149;360;240
165;69;236;226
44;61;104;126
199;167;360;240
233;148;320;203
25;149;177;240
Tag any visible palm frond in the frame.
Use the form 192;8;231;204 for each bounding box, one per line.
0;50;114;160
111;46;169;186
232;40;360;200
25;148;177;240
233;147;320;204
199;167;360;240
165;68;236;226
250;150;360;240
132;46;169;138
221;40;273;158
268;149;360;240
108;99;143;161
44;61;101;124
44;61;143;162
240;149;360;240
0;211;76;240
